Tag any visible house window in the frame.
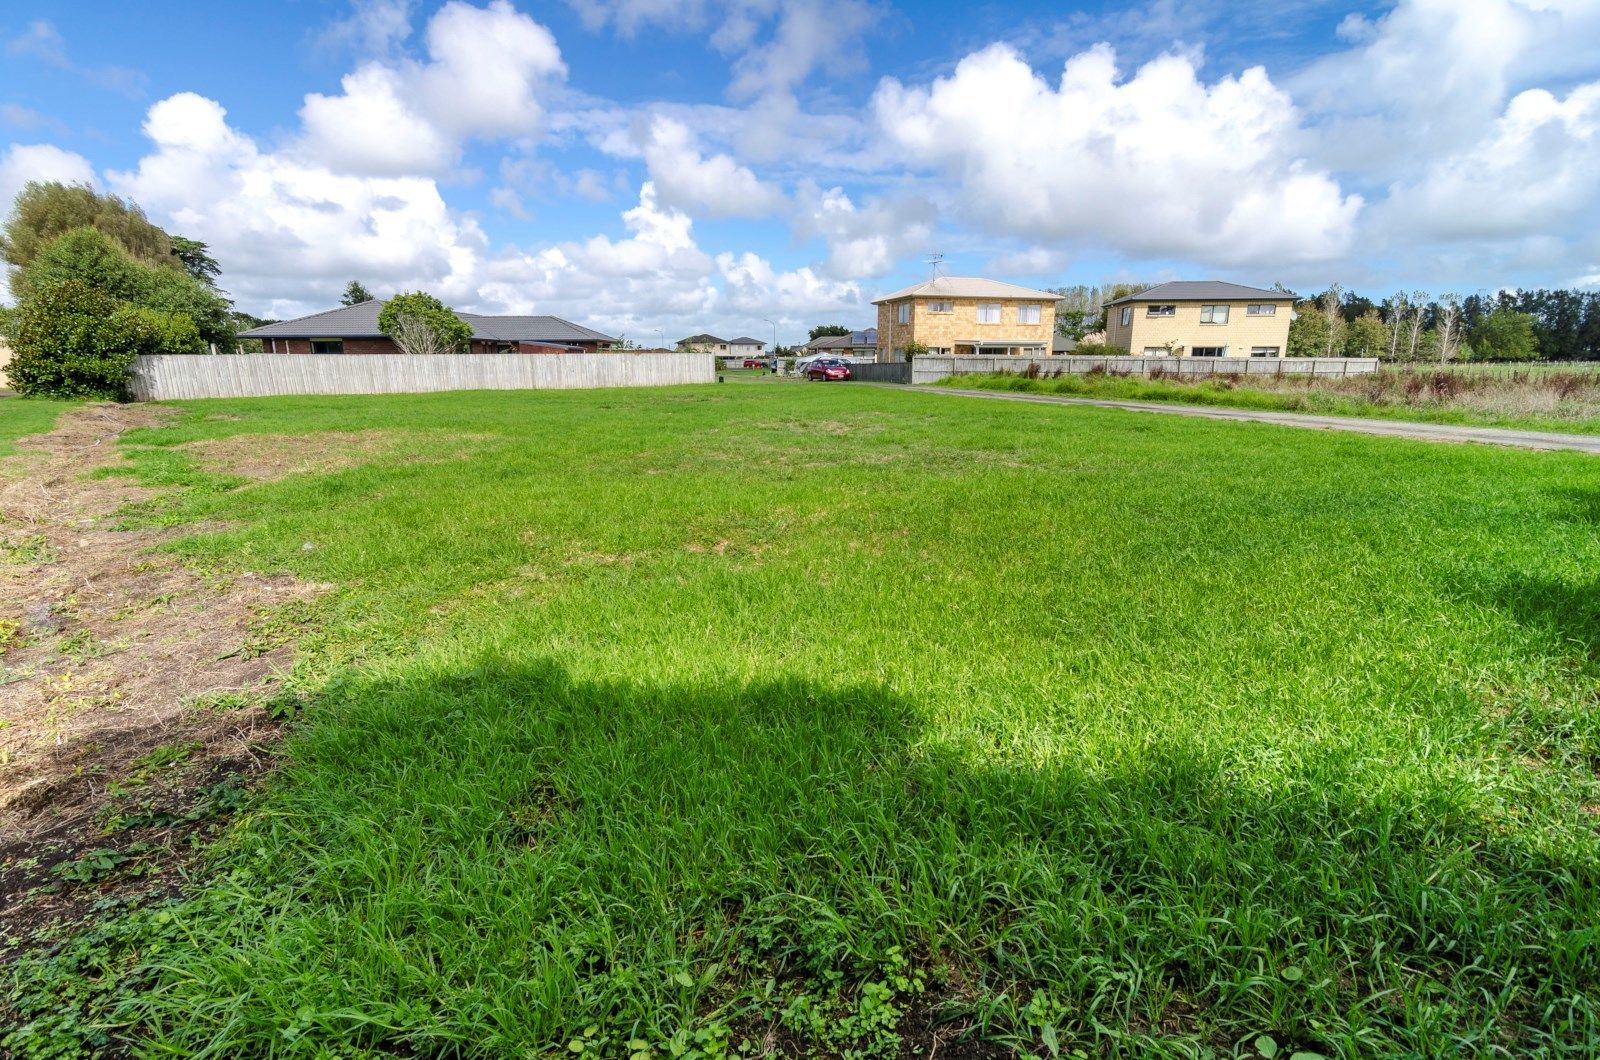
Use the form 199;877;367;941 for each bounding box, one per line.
1017;304;1041;324
1142;347;1169;356
1200;305;1230;324
928;301;953;314
1120;307;1133;327
1146;304;1176;317
1192;346;1226;357
977;303;1002;324
1247;304;1277;316
310;338;344;354
897;303;911;324
1250;346;1281;358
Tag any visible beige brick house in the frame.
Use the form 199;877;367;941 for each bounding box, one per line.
872;277;1058;361
1104;281;1295;357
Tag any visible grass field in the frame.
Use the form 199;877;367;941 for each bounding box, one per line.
6;383;1600;1057
0;397;74;454
938;368;1600;435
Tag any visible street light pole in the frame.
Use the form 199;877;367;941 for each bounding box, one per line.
763;318;778;373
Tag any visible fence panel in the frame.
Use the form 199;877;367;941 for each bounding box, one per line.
128;352;718;400
910;355;1381;385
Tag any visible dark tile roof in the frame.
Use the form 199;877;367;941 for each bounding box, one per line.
1106;281;1295;306
240;301;617;344
678;333;726;344
727;336;766;345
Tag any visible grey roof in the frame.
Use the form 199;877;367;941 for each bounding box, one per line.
871;276;1059;304
240;301;617;344
679;333;725;344
806;331;878;350
1106;281;1295;306
727;336;765;345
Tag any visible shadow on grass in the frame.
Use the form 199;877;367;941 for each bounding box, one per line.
118;656;1600;1058
1487;571;1600;660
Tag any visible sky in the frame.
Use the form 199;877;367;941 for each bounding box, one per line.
2;0;1598;344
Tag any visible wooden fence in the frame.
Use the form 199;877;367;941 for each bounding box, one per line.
911;355;1381;385
128;352;717;401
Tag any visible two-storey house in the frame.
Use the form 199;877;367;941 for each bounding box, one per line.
1104;282;1295;357
872;277;1058;361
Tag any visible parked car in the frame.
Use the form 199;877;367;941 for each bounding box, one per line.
741;358;767;368
805;358;852;381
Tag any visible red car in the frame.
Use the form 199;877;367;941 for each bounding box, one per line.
742;358;767;368
805;358;852;381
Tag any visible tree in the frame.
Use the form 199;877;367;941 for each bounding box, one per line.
1318;284;1345;358
377;291;473;355
1;181;174;277
170;236;221;287
18;227;235;348
808;324;849;341
1469;309;1538;361
1344;311;1389;357
7;280;180;399
1288;304;1331;357
1434;293;1464;363
341;280;375;306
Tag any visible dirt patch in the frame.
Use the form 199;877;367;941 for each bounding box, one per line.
0;403;320;953
179;428;410;480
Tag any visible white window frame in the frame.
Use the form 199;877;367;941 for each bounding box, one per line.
1017;304;1041;325
1120;307;1132;327
1146;304;1176;317
1250;346;1281;358
1246;303;1277;316
1200;305;1230;324
927;301;953;314
976;303;1002;325
896;303;911;324
1142;347;1169;357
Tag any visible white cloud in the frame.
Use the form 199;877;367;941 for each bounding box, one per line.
987;246;1070;276
792;183;934;280
319;0;415;57
716;250;864;316
298;0;565;177
1383;83;1600;241
873;42;1361;266
639;115;785;218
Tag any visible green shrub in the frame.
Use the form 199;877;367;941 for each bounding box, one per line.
377;291;473;355
8;280;167;399
1071;341;1122;357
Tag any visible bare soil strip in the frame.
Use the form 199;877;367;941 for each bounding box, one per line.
0;404;318;950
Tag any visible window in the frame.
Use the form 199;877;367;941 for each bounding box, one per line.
977;303;1002;324
1142;347;1169;357
310;338;344;354
1200;304;1230;324
897;303;911;324
928;301;953;314
1192;346;1226;357
1247;303;1277;316
1146;304;1176;317
1120;307;1132;327
1017;304;1041;325
1250;346;1281;358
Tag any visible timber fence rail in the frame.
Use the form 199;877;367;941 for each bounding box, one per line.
128;352;717;400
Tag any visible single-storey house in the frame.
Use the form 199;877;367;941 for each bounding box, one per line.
240;300;617;354
1103;282;1296;358
804;328;879;358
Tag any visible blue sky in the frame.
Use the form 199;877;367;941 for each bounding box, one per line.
3;0;1598;343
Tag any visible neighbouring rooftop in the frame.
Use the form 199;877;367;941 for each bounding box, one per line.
1106;281;1297;305
240;301;617;344
871;276;1061;304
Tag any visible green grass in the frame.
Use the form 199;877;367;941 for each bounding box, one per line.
0;396;77;455
937;370;1600;435
11;384;1600;1057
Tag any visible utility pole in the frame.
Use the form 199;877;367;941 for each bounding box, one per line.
763;318;778;373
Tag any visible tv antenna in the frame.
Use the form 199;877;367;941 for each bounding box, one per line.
926;252;944;280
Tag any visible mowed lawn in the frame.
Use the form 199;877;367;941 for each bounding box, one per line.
77;384;1600;1054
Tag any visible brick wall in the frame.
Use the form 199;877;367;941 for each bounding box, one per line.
1106;300;1294;356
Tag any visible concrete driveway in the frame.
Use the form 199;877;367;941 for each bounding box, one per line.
892;385;1600;455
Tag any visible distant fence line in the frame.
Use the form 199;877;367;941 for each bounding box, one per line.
128;352;717;401
910;355;1381;386
847;362;913;383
